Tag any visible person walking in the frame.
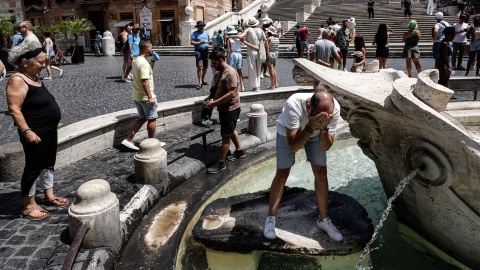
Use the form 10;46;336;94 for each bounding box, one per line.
372;23;394;69
204;49;246;174
140;23;148;40
124;24;142;82
294;25;302;58
335;20;352;71
42;31;64;80
263;91;343;242
402;20;422;77
466;2;475;15
427;0;435;15
433;12;451;69
299;26;311;59
402;0;413;21
437;27;455;85
368;0;376;19
216;29;225;48
265;31;279;89
225;25;245;92
121;41;163;151
228;17;268;91
6;41;69;220
190;21;211;90
465;16;480;76
19;21;39;45
452;15;469;70
10;26;23;49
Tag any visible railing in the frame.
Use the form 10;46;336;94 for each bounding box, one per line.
61;223;89;270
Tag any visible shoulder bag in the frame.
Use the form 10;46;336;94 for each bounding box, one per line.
254;29;267;63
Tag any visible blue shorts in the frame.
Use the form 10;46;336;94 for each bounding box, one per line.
276;133;326;169
228;51;243;69
134;99;158;120
470;39;480;52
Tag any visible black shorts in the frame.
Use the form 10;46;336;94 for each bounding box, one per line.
340;48;349;56
376;46;389;58
404;9;412;16
219;108;240;138
195;49;209;67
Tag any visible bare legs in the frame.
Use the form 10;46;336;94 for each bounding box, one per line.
267;64;277;88
218;131;242;162
405;57;422;77
45;58;62;79
377;57;388;69
197;66;208;85
236;68;245;91
125;118;157;142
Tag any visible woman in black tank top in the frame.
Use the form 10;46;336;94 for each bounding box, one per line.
6;42;69;221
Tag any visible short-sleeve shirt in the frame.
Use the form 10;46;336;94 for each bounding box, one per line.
11;33;23;46
276;93;340;137
22;34;40;45
453;22;468;43
435;21;451;42
213;65;240;112
314;39;337;63
95;34;102;44
128;34;141;56
191;30;210;51
216;33;224;46
299;28;309;41
336;28;351;49
132;56;155;101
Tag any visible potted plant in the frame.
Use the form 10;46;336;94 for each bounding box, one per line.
61;18;95;63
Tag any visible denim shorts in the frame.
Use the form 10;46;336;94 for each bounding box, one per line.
470;39;480;52
228;51;243;69
134;99;158;120
301;41;310;50
433;42;441;60
276;133;326;169
219;108;240;137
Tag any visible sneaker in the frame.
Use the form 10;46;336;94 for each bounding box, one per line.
264;216;276;240
207;161;226;174
160;141;166;147
42;77;52;80
264;72;270;78
201;119;213;126
59;69;64;78
457;66;466;71
260;74;264;79
127;74;133;79
121;139;139;151
317;217;343;241
226;149;246;161
123;77;132;83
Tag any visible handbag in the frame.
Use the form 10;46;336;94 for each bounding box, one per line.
254;29;267;63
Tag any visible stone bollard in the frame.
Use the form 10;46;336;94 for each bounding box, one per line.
68;179;121;252
247;104;268;143
102;30;115;56
134;138;169;194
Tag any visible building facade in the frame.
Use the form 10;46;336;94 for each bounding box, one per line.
22;0;249;46
0;0;24;22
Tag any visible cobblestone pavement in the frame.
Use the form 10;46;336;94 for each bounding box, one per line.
0;55;475;145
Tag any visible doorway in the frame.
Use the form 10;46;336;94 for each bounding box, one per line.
88;11;105;50
159;10;175;46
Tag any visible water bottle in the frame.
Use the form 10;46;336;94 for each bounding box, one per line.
152;51;160;61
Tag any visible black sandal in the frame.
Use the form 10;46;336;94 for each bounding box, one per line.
202;81;209;85
196;84;202;90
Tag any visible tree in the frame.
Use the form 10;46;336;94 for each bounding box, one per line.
0;14;15;48
61;18;95;42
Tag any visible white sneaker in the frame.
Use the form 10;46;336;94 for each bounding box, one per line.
123;77;132;83
42;77;52;80
264;72;270;78
260;74;264;79
59;70;64;78
317;217;343;241
264;216;276;240
121;139;139;151
127;74;133;79
160;141;166;147
201;119;213;126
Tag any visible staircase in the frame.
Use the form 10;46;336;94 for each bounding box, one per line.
153;1;461;58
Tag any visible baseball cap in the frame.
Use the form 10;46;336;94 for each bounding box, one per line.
351;51;363;58
435;12;444;19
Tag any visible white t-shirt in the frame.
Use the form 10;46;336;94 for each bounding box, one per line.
274;20;281;29
229;38;242;52
23;33;40;45
276;93;340;137
453;22;468;43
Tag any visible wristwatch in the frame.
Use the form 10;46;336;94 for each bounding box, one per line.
320;127;329;134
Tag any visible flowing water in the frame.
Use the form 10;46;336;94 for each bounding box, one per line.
178;139;467;270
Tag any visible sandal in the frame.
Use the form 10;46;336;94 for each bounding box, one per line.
20;206;50;221
44;197;70;207
252;88;260;92
196;84;202;90
266;86;275;90
202;81;209;85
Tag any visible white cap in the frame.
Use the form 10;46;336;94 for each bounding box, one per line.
435;12;444;19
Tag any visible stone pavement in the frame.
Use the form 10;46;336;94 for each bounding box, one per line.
0;55;473;146
0;104;283;269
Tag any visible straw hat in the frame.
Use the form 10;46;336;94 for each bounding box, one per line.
245;17;259;27
226;25;238;35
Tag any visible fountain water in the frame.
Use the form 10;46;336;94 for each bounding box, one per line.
355;169;418;270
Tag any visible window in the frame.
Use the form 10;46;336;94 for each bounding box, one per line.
120;12;134;21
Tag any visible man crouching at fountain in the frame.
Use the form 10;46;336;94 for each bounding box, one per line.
264;91;343;241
